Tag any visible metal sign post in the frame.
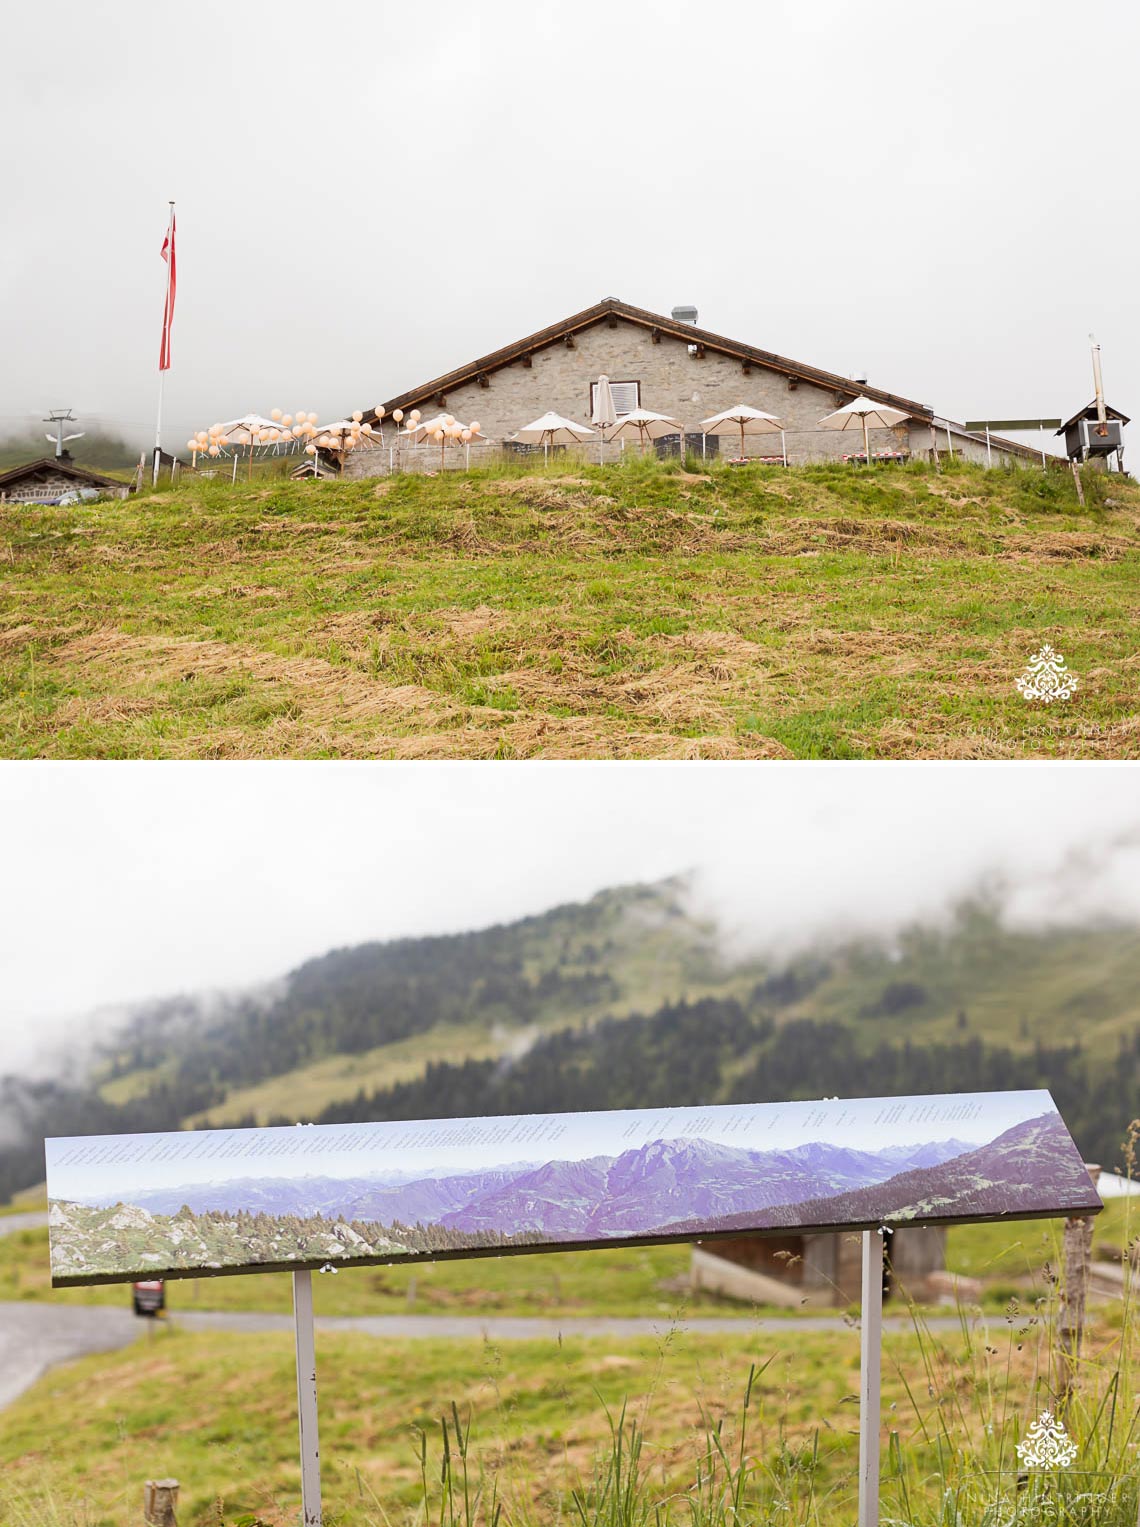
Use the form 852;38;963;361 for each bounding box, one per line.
858;1229;884;1527
293;1270;322;1526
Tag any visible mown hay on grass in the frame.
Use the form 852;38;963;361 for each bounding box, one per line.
53;628;466;727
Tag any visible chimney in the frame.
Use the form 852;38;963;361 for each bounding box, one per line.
672;305;698;325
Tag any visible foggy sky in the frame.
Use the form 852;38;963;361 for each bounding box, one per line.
1;1;1135;458
2;762;1138;1071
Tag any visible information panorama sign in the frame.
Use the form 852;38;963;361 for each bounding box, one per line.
46;1090;1100;1286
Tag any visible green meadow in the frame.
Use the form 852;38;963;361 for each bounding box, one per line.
2;1302;1135;1527
2;456;1137;759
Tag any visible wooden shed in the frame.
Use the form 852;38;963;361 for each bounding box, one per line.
691;1225;959;1308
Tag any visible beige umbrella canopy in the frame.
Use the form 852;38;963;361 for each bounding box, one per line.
818;395;911;463
700;403;786;463
402;413;486;469
511;411;596;463
607;407;683;453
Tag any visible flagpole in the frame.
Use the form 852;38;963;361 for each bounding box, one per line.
153;200;175;488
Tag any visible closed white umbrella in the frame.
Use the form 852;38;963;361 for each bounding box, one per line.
591;375;618;463
607;407;683;454
511;411;596;464
818;394;911;465
700;403;786;464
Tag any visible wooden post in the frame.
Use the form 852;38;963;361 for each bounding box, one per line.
859;1229;883;1527
1058;1164;1100;1400
143;1479;179;1527
1071;460;1086;507
293;1269;322;1526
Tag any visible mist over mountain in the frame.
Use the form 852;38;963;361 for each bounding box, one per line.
5;881;1140;1205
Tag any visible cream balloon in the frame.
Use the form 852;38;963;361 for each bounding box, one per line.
352;410;362;422
271;408;282;421
392;409;404;423
208;445;220;457
282;414;293;428
305;444;316;455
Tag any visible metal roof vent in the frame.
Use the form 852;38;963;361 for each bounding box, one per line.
672;305;698;324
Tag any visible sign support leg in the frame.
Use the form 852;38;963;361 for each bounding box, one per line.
293;1269;322;1527
858;1229;883;1527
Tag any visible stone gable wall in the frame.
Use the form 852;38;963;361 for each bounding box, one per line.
346;319;910;476
345;317;1037;476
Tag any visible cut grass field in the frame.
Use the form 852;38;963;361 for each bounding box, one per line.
2;455;1138;759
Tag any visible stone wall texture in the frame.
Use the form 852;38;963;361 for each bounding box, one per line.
345;316;1038;477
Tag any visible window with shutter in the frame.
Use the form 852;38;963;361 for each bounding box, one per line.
590;380;640;417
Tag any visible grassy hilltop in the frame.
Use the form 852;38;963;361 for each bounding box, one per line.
2;455;1138;758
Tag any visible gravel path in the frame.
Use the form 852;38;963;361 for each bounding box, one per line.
0;1299;973;1411
0;1301;139;1410
0;1211;49;1236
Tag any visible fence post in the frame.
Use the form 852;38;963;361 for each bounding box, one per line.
1058;1163;1100;1400
143;1479;179;1527
859;1228;883;1527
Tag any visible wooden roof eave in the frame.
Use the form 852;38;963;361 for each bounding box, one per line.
0;456;127;491
1056;401;1131;433
362;298;934;425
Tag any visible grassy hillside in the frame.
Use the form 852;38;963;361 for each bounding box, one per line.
2;1309;1136;1527
2;455;1138;759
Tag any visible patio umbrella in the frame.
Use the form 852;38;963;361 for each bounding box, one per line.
607;407;683;454
404;414;485;469
591;375;618;462
818;395;911;465
213;414;297;481
700;404;786;464
511;411;595;464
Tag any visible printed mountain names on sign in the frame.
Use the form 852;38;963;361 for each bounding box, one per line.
45;1090;1101;1286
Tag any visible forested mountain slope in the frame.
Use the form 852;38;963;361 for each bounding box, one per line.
3;881;1138;1202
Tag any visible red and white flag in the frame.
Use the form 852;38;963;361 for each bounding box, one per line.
159;214;177;371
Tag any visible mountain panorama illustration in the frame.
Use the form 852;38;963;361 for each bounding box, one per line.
45;1091;1101;1285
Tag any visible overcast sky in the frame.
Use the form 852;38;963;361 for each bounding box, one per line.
1;1;1134;458
2;763;1139;1072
